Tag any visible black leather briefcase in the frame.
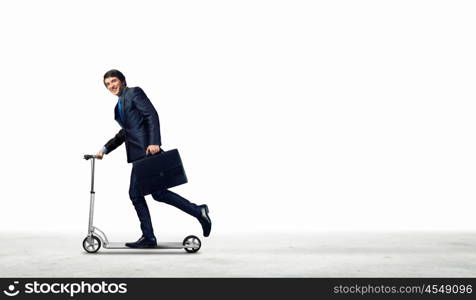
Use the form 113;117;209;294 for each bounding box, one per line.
132;149;188;195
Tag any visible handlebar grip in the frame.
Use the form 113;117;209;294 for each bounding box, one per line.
84;154;96;160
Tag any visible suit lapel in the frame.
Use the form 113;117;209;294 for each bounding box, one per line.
114;102;124;127
121;87;129;125
114;87;129;128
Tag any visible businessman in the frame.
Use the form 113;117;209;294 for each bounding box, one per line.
96;69;211;248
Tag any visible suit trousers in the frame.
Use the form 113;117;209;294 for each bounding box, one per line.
128;167;201;239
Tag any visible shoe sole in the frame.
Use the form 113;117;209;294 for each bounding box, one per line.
125;245;157;248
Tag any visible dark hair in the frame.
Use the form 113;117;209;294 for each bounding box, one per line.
103;69;127;87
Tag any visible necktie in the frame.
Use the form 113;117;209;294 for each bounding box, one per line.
118;98;125;123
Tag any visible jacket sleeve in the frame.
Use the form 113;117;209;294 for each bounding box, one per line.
131;87;162;146
103;129;125;154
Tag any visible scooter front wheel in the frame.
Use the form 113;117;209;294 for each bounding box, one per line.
183;235;201;253
83;236;101;253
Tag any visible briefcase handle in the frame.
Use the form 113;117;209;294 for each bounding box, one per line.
146;148;165;156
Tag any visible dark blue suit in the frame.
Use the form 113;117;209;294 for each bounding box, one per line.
103;87;201;239
105;86;161;163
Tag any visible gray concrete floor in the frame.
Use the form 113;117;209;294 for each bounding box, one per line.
0;231;475;277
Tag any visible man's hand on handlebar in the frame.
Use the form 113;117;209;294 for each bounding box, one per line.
96;152;104;160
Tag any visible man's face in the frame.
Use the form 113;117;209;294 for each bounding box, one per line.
104;76;125;96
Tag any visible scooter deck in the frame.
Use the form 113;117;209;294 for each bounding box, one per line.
104;242;197;249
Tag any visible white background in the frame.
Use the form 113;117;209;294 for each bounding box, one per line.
0;0;475;237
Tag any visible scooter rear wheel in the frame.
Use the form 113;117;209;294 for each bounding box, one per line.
83;236;101;253
183;235;201;253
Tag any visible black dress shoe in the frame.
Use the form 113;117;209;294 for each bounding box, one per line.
125;236;157;248
198;205;212;237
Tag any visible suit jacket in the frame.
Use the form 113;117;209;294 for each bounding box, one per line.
103;87;162;163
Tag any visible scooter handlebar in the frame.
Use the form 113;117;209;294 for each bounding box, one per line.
84;154;99;160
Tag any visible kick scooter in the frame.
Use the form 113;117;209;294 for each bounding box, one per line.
82;154;201;254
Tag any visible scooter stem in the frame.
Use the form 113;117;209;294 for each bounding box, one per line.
88;157;96;235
